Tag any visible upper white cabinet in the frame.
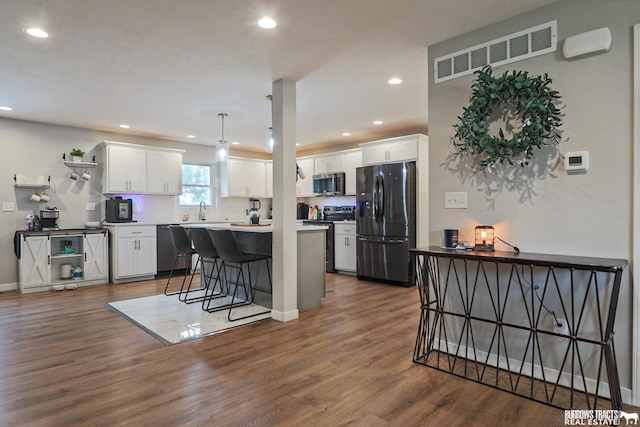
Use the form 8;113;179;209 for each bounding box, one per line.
146;150;183;195
102;141;184;195
343;149;362;196
360;134;425;165
296;157;315;197
104;143;148;193
220;157;267;198
314;153;345;174
265;161;273;198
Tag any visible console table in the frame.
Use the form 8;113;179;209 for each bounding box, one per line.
410;247;627;410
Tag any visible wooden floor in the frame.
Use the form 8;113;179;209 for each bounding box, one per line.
0;273;632;427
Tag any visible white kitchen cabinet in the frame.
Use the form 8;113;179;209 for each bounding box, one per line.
314;153;345;174
334;222;357;273
103;142;148;193
344;149;362;196
360;134;424;165
296;157;315;197
105;225;157;283
265;161;273;198
146;150;183;195
18;230;109;294
220;157;267;198
18;235;51;290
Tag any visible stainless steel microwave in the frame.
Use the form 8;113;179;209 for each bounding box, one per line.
313;172;345;196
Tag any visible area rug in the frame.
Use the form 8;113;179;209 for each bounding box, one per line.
106;293;271;345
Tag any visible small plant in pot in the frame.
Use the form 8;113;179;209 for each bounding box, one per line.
250;210;260;224
69;148;86;162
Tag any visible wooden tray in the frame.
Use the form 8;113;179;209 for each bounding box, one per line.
229;223;271;227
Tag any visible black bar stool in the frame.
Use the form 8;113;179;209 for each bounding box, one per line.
209;229;271;321
189;227;226;310
162;225;201;303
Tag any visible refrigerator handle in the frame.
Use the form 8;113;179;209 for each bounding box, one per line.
372;175;378;222
378;174;384;221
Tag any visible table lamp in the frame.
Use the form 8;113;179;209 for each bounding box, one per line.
474;225;495;252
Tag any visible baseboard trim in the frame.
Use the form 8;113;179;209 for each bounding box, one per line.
271;309;299;322
0;282;18;293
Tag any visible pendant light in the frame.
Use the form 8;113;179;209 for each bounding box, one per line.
216;113;228;163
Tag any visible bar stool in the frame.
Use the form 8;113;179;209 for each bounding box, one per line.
189;227;226;310
209;229;271;321
163;225;201;303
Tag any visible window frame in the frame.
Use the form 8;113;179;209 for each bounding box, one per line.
179;162;217;207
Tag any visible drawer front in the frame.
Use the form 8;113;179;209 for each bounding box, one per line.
115;226;156;238
334;224;356;235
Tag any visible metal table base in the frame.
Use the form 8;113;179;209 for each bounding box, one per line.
410;247;627;410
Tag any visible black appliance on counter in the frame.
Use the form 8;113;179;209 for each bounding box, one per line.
356;161;416;286
105;197;133;223
303;205;355;273
297;202;309;220
39;208;60;230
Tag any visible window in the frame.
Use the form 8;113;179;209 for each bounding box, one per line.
180;163;215;206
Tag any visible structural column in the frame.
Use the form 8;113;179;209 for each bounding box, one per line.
270;78;299;321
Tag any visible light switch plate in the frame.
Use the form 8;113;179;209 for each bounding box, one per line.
3;202;15;212
86;202;96;211
444;192;467;209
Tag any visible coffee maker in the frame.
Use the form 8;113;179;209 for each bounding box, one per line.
40;208;60;230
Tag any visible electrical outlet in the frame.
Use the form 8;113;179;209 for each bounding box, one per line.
3;202;15;212
554;318;569;335
86;202;96;211
444;192;468;209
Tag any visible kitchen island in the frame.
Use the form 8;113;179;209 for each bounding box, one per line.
185;222;327;311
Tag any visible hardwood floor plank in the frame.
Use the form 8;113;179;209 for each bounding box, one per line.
0;273;635;426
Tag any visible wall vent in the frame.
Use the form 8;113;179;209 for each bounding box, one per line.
434;21;557;84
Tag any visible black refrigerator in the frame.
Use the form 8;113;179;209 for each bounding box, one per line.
356;161;416;286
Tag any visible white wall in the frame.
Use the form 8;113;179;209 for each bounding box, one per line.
428;0;639;393
0;118;269;288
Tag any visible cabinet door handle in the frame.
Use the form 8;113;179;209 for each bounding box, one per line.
47;255;50;265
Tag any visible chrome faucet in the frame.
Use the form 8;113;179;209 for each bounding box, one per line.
198;201;206;221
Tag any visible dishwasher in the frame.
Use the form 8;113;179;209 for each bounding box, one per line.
156;224;191;277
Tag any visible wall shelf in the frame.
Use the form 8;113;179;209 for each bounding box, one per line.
63;153;97;168
13;175;51;189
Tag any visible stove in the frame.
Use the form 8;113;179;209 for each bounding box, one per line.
303;206;355;272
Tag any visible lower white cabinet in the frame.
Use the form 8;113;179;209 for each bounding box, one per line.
18;230;108;294
334;222;357;273
105;224;157;283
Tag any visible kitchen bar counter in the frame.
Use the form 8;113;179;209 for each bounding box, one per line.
184;223;327;311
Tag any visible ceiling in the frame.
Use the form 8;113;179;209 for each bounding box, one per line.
0;0;557;152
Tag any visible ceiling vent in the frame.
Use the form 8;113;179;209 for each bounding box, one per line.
434;21;557;84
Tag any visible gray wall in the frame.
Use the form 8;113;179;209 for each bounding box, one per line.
428;0;639;391
0;118;269;288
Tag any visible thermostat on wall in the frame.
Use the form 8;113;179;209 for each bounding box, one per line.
564;151;589;173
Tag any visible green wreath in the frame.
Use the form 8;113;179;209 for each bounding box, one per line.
451;65;563;170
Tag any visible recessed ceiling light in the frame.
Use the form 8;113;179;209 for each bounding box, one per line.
119;124;130;129
388;78;402;85
373;120;383;125
0;106;13;111
231;141;240;145
186;135;195;139
296;143;300;146
342;132;351;136
257;17;277;29
24;28;49;38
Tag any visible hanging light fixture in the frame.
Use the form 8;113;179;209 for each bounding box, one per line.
216;113;228;163
266;95;274;153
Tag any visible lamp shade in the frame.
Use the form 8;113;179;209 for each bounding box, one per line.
216;141;228;163
266;127;274;153
474;225;495;252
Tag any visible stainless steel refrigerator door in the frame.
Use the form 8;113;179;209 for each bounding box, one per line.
356;236;412;283
356;164;380;237
378;162;415;238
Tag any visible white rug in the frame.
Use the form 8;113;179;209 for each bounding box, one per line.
106;293;271;345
